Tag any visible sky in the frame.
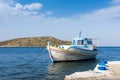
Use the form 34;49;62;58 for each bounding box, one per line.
0;0;120;46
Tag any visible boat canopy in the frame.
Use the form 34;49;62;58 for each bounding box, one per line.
71;38;93;46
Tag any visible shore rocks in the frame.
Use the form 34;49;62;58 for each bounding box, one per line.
64;61;120;80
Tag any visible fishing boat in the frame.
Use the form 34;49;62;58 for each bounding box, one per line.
47;33;98;62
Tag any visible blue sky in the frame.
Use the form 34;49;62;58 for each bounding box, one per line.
0;0;120;46
15;0;110;17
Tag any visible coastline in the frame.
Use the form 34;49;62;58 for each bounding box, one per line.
64;61;120;80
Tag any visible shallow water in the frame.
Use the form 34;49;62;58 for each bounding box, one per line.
0;47;120;80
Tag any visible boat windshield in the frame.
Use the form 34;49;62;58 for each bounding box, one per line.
72;40;84;45
87;40;92;45
77;40;84;45
72;38;93;46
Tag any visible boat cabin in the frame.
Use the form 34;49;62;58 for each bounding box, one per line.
71;38;93;46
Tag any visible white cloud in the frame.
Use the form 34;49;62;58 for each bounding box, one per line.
15;3;23;9
74;3;120;46
90;5;120;19
111;0;120;6
0;0;120;46
0;0;14;4
0;0;43;16
44;11;53;16
24;3;42;11
12;3;43;15
86;0;120;19
112;0;120;3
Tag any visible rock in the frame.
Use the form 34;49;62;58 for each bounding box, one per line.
64;61;120;80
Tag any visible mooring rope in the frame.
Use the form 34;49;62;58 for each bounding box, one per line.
98;49;107;61
17;47;47;67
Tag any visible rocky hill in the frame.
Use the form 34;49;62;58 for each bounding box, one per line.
0;36;71;47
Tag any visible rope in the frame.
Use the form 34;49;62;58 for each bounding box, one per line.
98;50;107;61
17;48;47;67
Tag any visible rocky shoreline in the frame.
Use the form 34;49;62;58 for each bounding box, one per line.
64;61;120;80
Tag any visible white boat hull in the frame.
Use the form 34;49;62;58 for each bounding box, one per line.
47;46;98;62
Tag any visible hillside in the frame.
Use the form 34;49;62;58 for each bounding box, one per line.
0;36;71;47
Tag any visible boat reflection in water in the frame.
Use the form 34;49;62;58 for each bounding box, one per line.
47;59;98;80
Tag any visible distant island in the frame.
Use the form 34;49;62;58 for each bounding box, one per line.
0;36;71;47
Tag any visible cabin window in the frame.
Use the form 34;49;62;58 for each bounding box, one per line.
77;40;84;45
72;40;76;45
87;40;92;45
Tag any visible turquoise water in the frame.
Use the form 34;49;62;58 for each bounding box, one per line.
0;47;120;80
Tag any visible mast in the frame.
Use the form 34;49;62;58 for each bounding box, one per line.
79;31;82;37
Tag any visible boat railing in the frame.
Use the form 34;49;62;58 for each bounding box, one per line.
47;41;69;49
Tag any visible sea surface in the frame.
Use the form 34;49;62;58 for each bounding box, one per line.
0;47;120;80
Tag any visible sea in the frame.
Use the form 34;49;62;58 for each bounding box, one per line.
0;47;120;80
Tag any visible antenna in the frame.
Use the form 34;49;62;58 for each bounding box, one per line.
79;31;82;37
